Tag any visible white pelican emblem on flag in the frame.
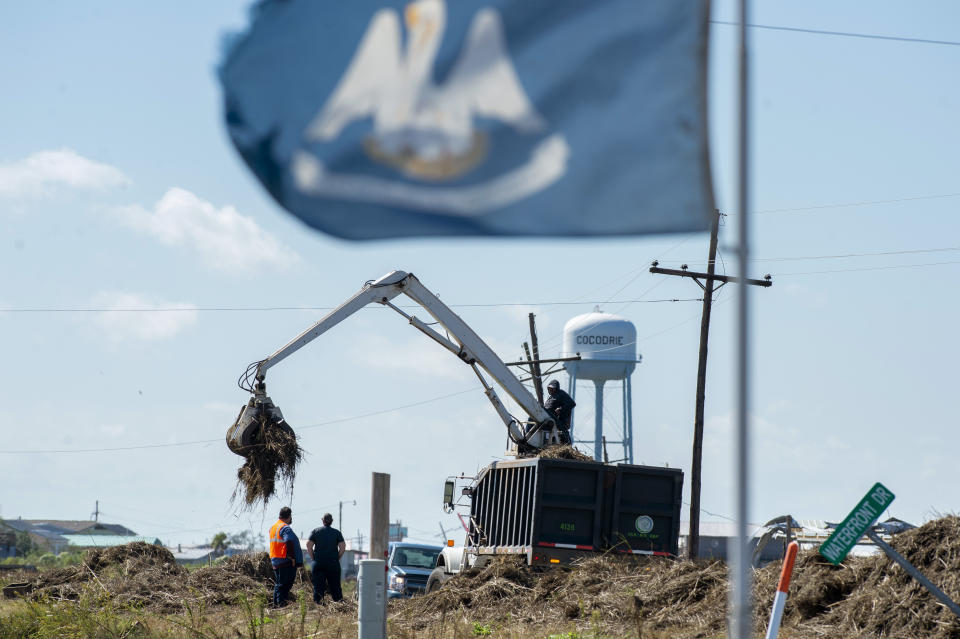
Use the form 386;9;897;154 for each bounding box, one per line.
293;0;569;216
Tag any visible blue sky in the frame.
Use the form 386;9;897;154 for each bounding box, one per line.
2;1;958;547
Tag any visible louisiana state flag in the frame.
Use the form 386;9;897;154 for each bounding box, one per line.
220;0;713;238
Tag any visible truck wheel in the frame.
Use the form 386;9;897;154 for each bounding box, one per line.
426;567;450;593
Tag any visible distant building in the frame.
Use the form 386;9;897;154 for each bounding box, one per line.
0;518;144;555
17;520;136;537
165;544;242;564
678;521;785;563
388;522;408;542
679;517;915;564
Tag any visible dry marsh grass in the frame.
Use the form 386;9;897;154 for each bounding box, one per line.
3;516;960;638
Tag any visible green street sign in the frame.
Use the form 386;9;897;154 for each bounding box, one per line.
819;482;895;565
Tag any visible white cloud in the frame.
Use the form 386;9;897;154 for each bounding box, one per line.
98;424;127;437
0;148;130;197
116;187;298;272
90;292;198;341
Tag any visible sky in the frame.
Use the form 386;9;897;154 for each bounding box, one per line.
1;1;958;549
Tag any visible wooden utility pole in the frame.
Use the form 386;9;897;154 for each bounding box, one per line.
338;499;355;536
370;473;390;562
527;313;545;404
690;210;720;562
650;210;771;560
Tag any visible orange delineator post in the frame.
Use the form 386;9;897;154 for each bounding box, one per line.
764;541;799;639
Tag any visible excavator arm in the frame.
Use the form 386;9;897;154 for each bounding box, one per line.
227;270;558;457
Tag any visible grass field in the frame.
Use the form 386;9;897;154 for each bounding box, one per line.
3;516;960;638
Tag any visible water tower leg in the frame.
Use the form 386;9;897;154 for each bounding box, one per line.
568;369;577;440
627;377;634;464
621;379;628;464
594;381;605;462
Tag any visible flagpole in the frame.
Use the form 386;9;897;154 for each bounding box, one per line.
731;0;753;637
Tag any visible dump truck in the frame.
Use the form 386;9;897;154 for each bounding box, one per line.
428;457;683;590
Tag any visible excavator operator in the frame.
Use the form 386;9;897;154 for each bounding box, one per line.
544;380;576;444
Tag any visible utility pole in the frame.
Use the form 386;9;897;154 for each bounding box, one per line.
522;343;538;396
527;313;545;404
91;500;99;523
650;210;772;560
339;499;356;534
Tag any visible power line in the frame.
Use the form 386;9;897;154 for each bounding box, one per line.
657;245;960;264
532;237;697;352
0;387;478;454
295;388;476;431
0;298;702;314
731;192;960;216
711;20;960;47
682;501;737;523
774;259;960;276
755;246;960;262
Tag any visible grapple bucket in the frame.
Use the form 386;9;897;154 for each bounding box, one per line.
226;395;291;456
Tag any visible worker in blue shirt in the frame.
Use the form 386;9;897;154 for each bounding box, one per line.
268;506;303;607
306;513;346;603
544;380;576;444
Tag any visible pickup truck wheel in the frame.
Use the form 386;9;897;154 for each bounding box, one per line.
426;567;451;593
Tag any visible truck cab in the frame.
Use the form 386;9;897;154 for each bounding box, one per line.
386;541;443;598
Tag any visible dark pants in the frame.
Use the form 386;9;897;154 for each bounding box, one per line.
559;428;572;445
311;560;342;602
272;561;295;606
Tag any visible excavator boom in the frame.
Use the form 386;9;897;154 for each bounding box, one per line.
227;271;558;458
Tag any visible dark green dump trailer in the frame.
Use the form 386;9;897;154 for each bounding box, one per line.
467;457;682;565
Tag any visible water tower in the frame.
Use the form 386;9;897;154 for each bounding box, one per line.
561;308;640;463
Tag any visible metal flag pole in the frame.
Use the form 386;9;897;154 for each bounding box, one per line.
731;0;753;637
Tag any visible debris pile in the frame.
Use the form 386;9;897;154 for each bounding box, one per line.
233;418;303;507
787;515;960;638
9;543;282;612
394;516;960;638
6;518;960;637
536;444;593;462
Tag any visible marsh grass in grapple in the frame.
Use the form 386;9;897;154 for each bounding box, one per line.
232;417;303;507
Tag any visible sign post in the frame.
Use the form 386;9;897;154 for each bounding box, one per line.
820;482;960;622
819;482;895;565
865;530;960;618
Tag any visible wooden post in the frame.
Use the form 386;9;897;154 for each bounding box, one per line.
523;342;541;404
866;529;960;618
370;473;390;563
528;313;545;405
689;209;720;560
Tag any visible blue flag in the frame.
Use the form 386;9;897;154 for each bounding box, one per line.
220;0;713;239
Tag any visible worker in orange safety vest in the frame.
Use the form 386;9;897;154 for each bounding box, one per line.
268;506;303;607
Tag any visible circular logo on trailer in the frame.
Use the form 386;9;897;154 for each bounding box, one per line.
634;516;654;534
